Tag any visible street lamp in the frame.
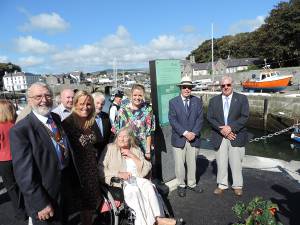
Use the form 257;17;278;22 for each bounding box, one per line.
8;63;18;110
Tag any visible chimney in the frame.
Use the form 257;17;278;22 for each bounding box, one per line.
190;55;195;63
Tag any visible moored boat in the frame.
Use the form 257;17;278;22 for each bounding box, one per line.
291;125;300;143
242;66;293;92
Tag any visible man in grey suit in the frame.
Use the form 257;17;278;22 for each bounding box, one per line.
168;76;204;197
207;76;249;196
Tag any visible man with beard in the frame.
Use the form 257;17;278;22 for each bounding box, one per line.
10;82;80;225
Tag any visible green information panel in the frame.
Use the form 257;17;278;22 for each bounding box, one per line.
150;59;181;126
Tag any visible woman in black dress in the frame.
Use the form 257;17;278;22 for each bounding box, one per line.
63;90;103;225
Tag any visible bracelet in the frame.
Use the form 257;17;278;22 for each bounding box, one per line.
145;152;150;154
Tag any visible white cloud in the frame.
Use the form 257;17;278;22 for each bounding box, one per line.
18;56;44;67
15;36;55;54
20;12;69;34
0;56;9;63
101;25;133;48
150;35;185;50
229;16;265;34
12;25;203;73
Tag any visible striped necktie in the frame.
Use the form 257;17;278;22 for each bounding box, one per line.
47;117;65;162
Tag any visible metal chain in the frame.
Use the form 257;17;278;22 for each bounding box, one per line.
249;123;300;143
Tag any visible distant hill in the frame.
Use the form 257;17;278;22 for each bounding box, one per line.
90;68;148;75
189;0;300;68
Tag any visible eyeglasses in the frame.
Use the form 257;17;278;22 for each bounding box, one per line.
221;84;232;88
29;94;52;101
182;86;192;90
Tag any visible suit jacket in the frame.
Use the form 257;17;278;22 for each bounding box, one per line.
99;143;152;187
97;111;112;146
168;95;204;148
10;112;80;217
207;92;249;150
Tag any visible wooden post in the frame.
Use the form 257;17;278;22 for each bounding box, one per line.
263;98;269;131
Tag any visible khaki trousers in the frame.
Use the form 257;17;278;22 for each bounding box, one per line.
216;138;245;189
173;142;198;187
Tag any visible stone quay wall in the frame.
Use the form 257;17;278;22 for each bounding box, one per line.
197;91;300;131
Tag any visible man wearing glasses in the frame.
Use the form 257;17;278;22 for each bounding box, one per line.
207;76;249;196
10;82;80;225
168;76;204;197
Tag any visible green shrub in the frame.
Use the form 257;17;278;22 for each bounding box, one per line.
232;196;283;225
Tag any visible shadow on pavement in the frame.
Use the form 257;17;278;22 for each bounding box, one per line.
271;184;300;225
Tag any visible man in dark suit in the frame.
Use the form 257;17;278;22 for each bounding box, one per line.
10;82;80;225
207;75;249;196
168;76;204;197
92;92;112;158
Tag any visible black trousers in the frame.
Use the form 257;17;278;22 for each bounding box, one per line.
0;160;27;220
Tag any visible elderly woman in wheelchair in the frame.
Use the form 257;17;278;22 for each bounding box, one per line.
99;127;182;225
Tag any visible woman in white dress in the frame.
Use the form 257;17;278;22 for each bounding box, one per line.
99;127;181;225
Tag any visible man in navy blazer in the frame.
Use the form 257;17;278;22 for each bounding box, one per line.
168;76;204;197
10;82;80;225
207;76;249;196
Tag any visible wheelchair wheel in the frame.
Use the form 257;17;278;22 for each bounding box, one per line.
94;186;119;225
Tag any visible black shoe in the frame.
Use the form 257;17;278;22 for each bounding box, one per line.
176;218;185;225
177;186;186;197
187;185;204;193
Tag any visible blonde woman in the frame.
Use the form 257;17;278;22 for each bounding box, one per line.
62;91;103;225
114;84;155;160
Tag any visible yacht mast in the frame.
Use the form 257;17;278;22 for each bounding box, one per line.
211;23;214;81
113;58;117;88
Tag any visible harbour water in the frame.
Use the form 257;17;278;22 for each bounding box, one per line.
200;119;300;162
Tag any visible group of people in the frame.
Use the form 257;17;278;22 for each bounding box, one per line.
0;82;180;225
0;74;249;225
168;75;249;198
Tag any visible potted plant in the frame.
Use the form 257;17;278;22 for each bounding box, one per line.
232;196;282;225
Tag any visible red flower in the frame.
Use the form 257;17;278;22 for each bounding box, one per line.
269;207;277;216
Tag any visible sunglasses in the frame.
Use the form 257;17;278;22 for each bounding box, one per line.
221;84;232;88
182;86;192;90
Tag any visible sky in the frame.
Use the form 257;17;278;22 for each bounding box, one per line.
0;0;285;74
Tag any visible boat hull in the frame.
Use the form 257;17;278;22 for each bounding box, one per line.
291;133;300;143
242;76;292;92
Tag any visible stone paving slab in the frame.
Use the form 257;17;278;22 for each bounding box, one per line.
1;155;300;225
166;162;300;225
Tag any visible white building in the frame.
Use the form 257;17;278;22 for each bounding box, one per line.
3;71;41;92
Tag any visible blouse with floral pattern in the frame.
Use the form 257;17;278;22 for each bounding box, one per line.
114;102;155;153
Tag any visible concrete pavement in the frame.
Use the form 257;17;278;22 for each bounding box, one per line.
1;149;300;225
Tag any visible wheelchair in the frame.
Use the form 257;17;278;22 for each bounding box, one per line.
93;177;172;225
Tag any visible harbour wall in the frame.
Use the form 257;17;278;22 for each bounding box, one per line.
194;66;300;85
197;91;300;131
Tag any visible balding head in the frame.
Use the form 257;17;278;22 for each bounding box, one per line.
60;88;74;110
220;75;234;96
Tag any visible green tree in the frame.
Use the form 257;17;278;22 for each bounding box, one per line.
189;0;300;67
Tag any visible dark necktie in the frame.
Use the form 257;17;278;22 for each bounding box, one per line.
47;117;61;141
47;117;65;162
184;98;189;113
